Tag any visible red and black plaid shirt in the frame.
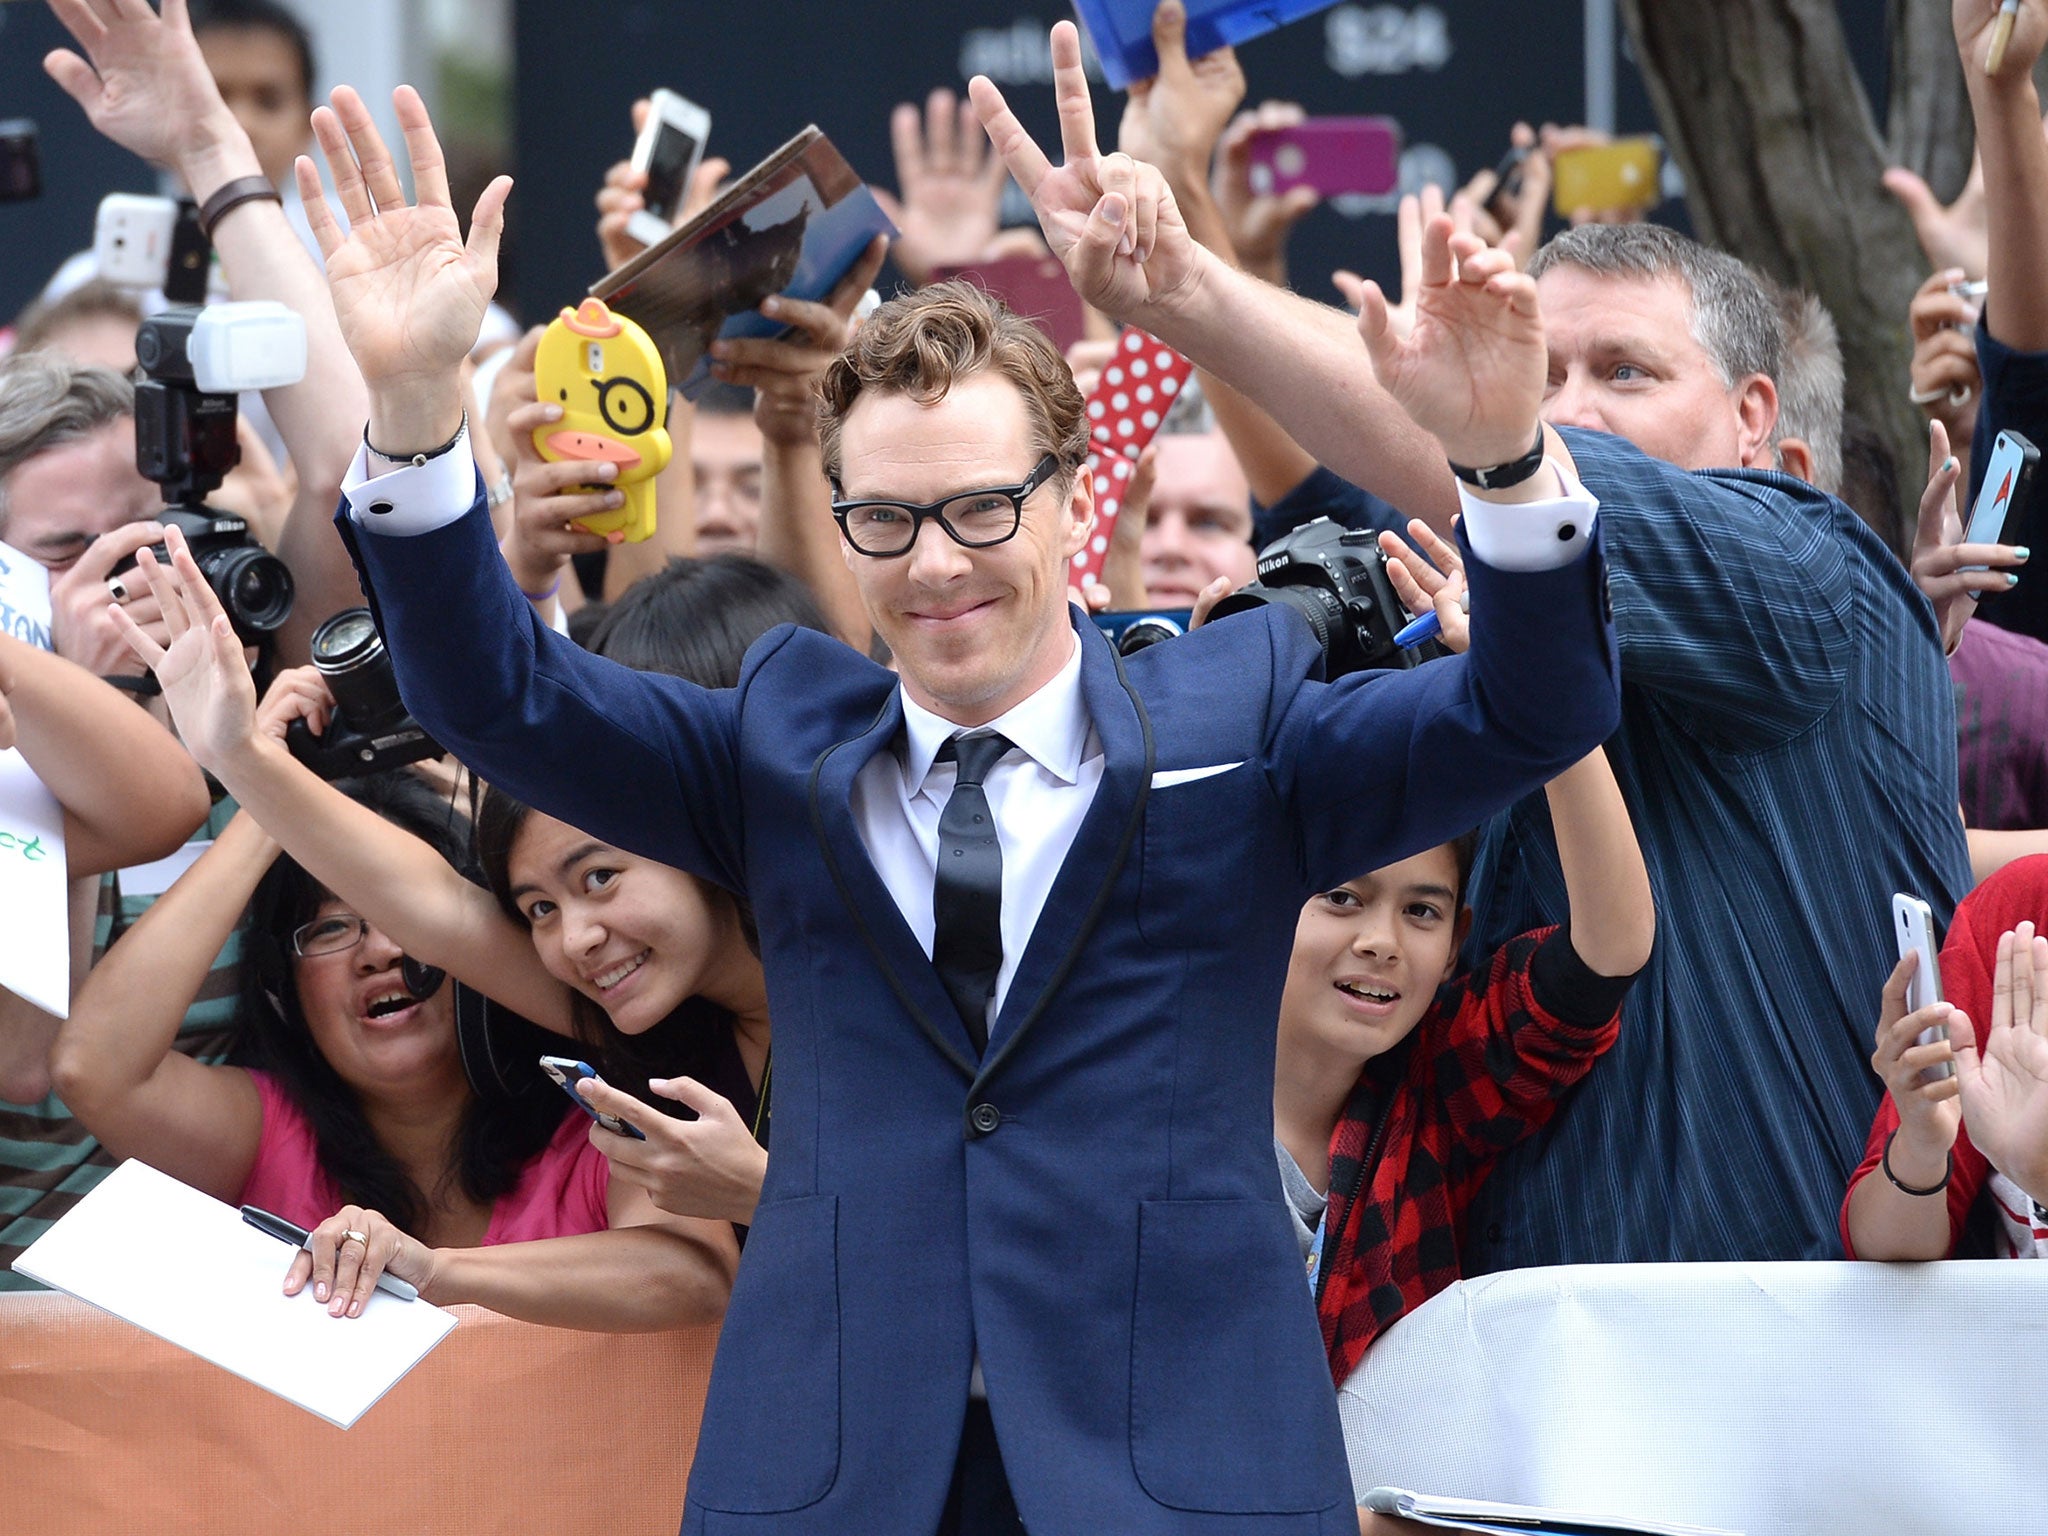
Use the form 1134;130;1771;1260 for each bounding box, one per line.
1314;926;1625;1383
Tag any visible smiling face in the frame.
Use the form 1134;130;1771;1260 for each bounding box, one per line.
290;900;462;1096
1278;845;1471;1073
1536;267;1777;473
506;812;740;1035
836;372;1091;726
1140;432;1256;609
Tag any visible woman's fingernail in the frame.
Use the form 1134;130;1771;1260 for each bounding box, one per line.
760;295;781;316
2006;573;2021;588
314;1282;326;1301
605;490;625;508
1944;457;1958;473
709;339;730;359
2015;546;2031;561
543;403;562;419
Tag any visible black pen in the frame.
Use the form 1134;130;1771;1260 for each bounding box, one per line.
240;1204;419;1302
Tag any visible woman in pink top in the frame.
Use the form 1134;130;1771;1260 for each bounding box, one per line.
54;764;739;1329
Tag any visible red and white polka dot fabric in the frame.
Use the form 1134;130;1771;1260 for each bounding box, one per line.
1069;327;1194;590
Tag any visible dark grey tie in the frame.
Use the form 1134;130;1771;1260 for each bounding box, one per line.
932;732;1012;1055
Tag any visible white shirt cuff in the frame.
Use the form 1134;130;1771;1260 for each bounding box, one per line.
340;435;480;536
1456;458;1599;572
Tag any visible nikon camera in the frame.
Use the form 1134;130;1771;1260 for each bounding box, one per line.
1208;517;1436;677
115;302;305;643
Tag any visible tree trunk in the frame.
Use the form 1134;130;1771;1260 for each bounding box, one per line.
1617;0;1929;554
1887;0;1974;199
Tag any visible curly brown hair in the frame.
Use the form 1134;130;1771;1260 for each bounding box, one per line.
817;280;1089;492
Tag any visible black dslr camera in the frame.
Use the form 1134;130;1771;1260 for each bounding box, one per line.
117;304;301;642
286;608;443;780
1208;517;1434;677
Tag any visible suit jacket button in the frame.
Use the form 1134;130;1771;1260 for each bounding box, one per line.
969;1102;1002;1135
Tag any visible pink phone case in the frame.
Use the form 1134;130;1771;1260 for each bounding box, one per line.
1246;118;1402;199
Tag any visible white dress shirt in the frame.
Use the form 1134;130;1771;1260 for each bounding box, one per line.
849;632;1102;1040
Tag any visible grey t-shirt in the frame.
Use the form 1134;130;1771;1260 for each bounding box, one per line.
1275;1138;1329;1266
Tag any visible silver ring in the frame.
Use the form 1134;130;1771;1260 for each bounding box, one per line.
106;577;128;603
341;1229;369;1248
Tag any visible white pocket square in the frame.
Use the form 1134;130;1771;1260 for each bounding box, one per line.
1149;762;1244;789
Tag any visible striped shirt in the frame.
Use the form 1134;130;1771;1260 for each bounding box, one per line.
0;799;242;1286
1261;429;1974;1262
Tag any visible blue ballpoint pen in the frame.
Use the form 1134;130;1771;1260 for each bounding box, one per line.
1393;609;1443;649
241;1204;419;1302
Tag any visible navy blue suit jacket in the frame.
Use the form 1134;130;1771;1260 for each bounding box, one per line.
338;486;1620;1534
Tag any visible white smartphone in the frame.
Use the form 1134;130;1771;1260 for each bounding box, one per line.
1892;893;1953;1084
1961;429;2039;572
94;192;180;289
625;88;711;250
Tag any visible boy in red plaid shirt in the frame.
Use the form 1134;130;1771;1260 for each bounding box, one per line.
1274;519;1655;1388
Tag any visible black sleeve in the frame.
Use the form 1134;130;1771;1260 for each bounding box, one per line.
1528;923;1641;1029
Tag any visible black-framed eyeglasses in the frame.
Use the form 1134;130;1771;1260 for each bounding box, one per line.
831;453;1062;557
290;913;369;958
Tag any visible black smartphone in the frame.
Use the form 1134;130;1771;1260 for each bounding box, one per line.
1484;145;1529;221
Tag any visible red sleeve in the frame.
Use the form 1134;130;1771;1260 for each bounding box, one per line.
1838;860;2048;1256
1434;927;1623;1167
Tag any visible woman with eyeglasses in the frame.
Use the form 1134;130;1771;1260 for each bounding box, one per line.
52;757;740;1329
81;544;832;1316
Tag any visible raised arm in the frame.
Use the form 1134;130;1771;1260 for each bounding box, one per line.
1965;0;2048;352
970;22;1459;526
44;0;368;665
0;632;208;875
710;239;890;650
291;89;749;883
112;555;573;1032
48;811;269;1202
1380;517;1653;980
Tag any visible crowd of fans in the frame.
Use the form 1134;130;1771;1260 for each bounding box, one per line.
7;0;2048;1519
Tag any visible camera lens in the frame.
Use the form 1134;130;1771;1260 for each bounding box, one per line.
1114;616;1185;655
1208;584;1342;652
310;607;409;735
198;545;294;636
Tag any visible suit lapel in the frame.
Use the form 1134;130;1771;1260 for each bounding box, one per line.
979;617;1153;1084
807;689;981;1079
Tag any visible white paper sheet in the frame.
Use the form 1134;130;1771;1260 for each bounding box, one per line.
11;1160;457;1429
0;748;69;1015
0;539;67;1015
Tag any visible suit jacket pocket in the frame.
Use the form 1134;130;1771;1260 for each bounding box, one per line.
687;1195;840;1513
1130;1198;1340;1514
1137;765;1256;948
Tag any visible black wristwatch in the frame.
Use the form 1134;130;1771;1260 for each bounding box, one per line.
1448;427;1547;491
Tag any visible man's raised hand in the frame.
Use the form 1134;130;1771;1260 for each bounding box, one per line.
969;21;1198;322
1337;217;1546;470
299;85;510;447
109;526;262;778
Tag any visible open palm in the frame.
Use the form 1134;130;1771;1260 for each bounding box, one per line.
299;85;508;392
1348;222;1547;467
1957;923;2048;1202
108;533;260;778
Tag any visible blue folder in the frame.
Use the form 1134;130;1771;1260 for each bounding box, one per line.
1074;0;1346;89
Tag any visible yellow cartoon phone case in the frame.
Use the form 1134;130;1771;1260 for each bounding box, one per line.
531;298;672;543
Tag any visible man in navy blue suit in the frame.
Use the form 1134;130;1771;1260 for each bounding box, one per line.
291;31;1620;1535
